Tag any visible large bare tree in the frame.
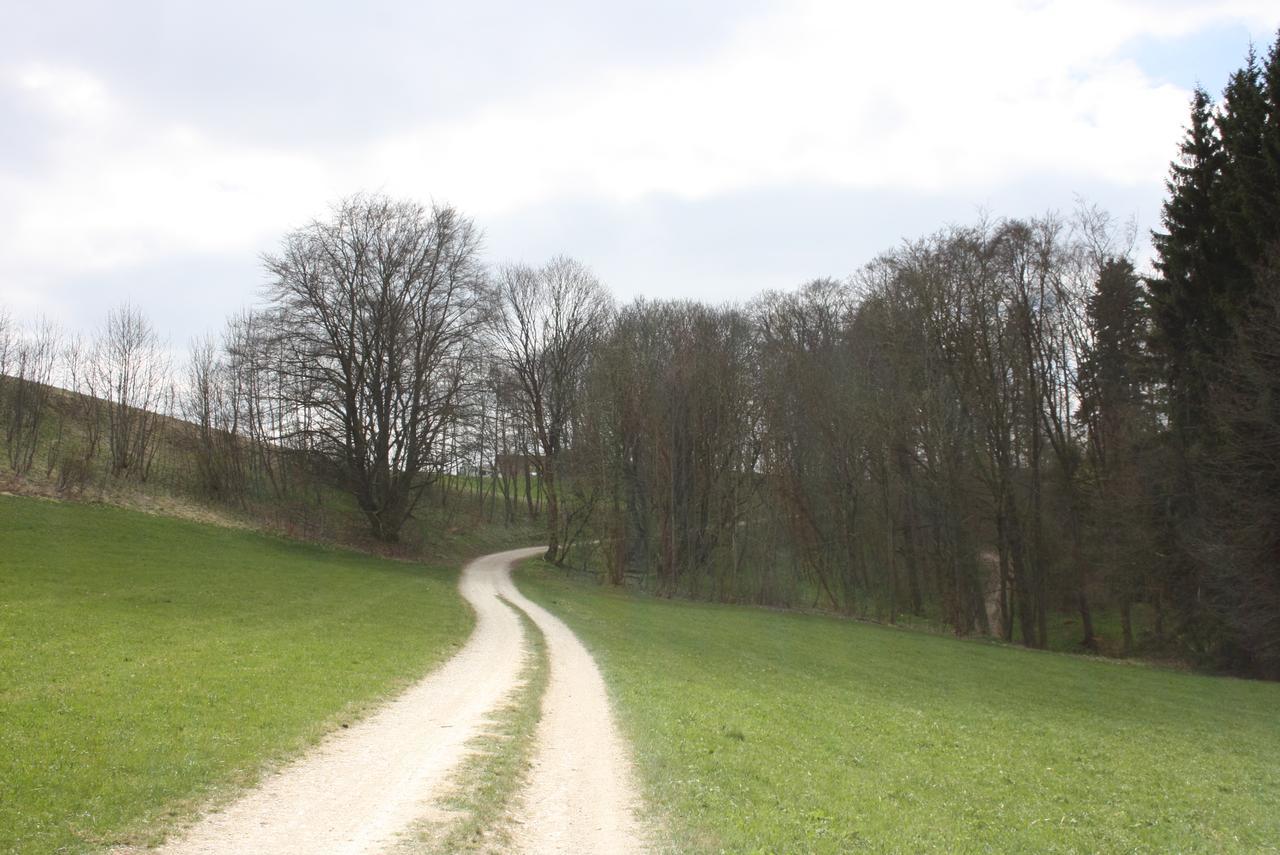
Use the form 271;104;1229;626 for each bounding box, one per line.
265;194;483;542
487;256;612;562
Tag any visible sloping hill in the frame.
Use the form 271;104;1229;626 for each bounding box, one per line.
0;494;473;854
517;561;1280;853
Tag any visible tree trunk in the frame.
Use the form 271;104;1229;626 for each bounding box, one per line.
1120;597;1134;657
1077;591;1098;652
543;467;561;564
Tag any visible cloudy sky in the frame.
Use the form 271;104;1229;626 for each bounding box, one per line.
2;0;1278;344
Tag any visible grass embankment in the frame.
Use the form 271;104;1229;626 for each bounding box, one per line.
517;561;1280;854
0;494;473;854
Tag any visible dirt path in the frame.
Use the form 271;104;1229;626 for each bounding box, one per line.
154;547;647;854
496;572;649;854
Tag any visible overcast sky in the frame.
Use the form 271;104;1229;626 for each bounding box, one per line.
2;0;1278;344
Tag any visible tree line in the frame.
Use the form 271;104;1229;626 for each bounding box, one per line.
554;37;1280;675
2;37;1278;675
0;304;172;490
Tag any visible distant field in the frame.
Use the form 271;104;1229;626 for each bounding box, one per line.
0;494;473;854
517;561;1280;854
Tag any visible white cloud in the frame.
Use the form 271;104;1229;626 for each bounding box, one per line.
16;65;115;123
361;0;1276;213
1;0;1277;320
1;65;337;290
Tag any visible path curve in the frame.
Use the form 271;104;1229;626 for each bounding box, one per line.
497;570;648;854
153;546;647;854
156;547;541;855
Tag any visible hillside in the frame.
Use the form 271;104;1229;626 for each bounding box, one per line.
516;560;1280;853
0;494;479;854
0;372;541;562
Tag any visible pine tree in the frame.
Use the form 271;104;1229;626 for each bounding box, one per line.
1079;258;1156;656
1080;258;1151;446
1216;47;1269;278
1196;252;1280;677
1148;87;1235;658
1148;38;1280;674
1260;31;1280;241
1150;87;1230;437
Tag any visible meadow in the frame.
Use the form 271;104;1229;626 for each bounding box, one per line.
0;494;473;854
517;561;1280;854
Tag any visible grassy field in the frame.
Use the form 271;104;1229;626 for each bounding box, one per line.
0;494;475;854
516;561;1280;854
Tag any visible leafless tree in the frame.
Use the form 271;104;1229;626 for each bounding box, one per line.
264;194;484;542
90;303;171;480
0;309;12;381
486;255;612;562
4;317;60;475
755;279;866;612
573;300;761;596
50;333;101;491
184;335;247;502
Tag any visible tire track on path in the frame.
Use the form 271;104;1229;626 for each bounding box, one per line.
496;567;648;854
155;547;543;855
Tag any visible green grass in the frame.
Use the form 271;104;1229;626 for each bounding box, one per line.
0;494;474;854
516;561;1280;854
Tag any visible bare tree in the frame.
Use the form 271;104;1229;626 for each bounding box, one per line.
4;318;60;475
0;309;13;462
90;303;171;479
487;256;612;563
755;280;866;612
0;309;12;382
184;335;247;502
264;194;484;542
51;333;101;491
223;309;302;500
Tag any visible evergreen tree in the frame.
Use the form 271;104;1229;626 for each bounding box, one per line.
1079;258;1156;656
1150;87;1230;438
1148;38;1280;674
1080;258;1151;447
1260;32;1280;240
1216;47;1269;277
1196;253;1280;677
